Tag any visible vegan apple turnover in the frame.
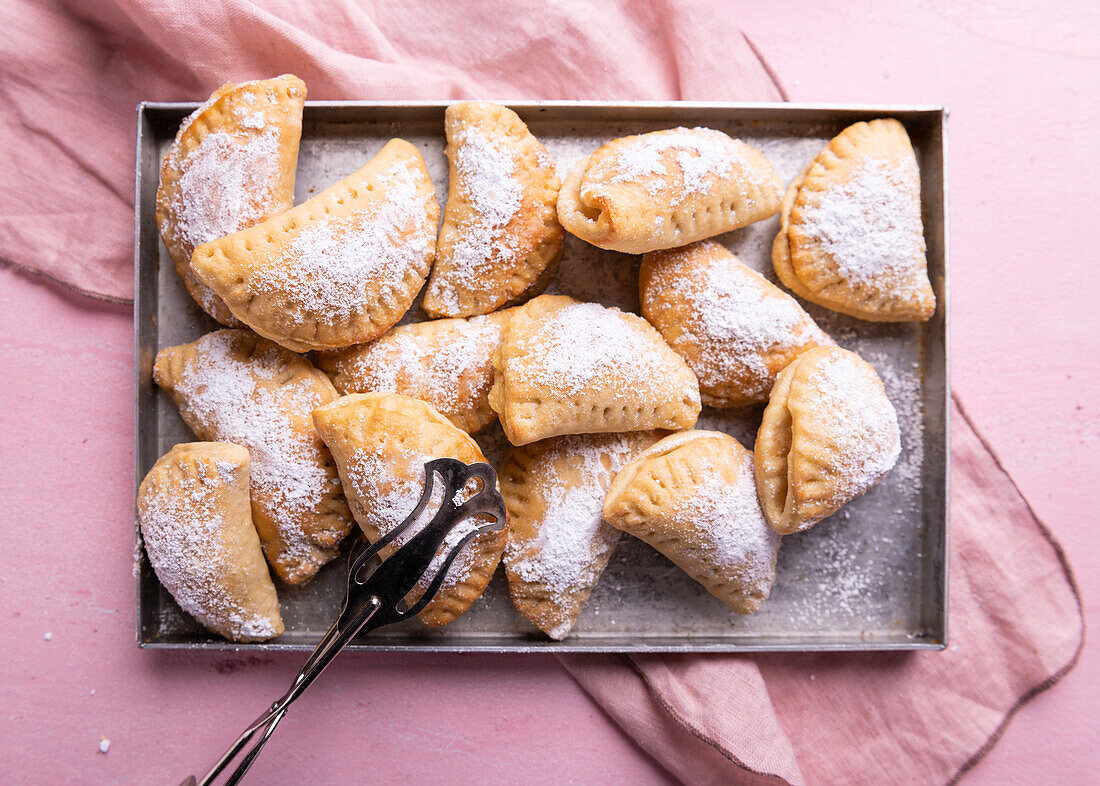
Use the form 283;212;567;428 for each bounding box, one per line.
422;101;563;318
137;442;283;642
772;118;935;321
755;346;901;534
488;295;701;445
312;393;508;627
603;431;781;614
190;139;438;351
557;127;782;254
153;330;353;584
315;308;515;435
156;75;306;325
500;431;662;640
641;240;833;407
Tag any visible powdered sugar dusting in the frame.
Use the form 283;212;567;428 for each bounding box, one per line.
650;243;826;398
798;156;925;292
590;127;751;197
169;81;288;255
139;454;277;640
170;333;334;563
668;451;780;594
262;160;434;323
801;351;902;518
506;435;644;610
332;316;503;417
521;303;680;398
431;127;524;312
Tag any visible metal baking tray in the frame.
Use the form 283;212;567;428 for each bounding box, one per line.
134;101;948;652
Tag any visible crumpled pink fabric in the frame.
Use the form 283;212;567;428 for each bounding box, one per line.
0;0;779;301
0;3;1082;784
562;400;1083;785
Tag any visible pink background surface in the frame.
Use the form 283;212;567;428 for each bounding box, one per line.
1;1;1096;783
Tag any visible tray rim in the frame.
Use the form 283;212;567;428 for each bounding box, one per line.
133;99;950;654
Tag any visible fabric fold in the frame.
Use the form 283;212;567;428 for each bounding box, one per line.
0;0;780;302
562;400;1083;785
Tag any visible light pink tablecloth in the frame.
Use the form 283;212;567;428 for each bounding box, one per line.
0;1;1093;783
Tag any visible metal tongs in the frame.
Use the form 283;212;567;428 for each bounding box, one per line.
181;458;506;786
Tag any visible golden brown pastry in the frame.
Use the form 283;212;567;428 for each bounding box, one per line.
755;346;901;534
772;118;936;321
640;240;833;407
153;330;353;584
422;102;563;318
603;431;781;614
488;295;701;445
500;431;662;640
315;308;515;435
156;75;306;325
137;442;283;642
312;393;508;627
557;127;782;254
190;139;438;352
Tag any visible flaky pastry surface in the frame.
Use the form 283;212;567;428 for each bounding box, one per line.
137;442;283;641
423;102;563;318
156;75;306;325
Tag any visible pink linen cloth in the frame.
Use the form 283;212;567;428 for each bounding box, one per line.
0;0;780;301
0;2;1082;784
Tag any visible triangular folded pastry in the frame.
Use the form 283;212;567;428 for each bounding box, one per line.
312;393;508;627
772;118;936;321
500;431;662;640
603;431;781;614
137;442;283;642
190;139;439;352
641;240;833;407
488;295;701;445
422;102;564;318
755;346;901;534
557;127;782;254
315;308;515;435
156;75;306;325
153;330;354;584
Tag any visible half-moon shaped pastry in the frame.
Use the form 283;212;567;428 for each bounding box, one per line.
488;295;701;445
500;431;661;640
315;307;515;435
153;330;353;584
156;75;306;325
603;431;781;614
422;102;563;318
640;240;833;407
557;127;782;254
755;346;901;534
190;139;439;352
137;442;283;642
772;118;936;321
312;393;508;627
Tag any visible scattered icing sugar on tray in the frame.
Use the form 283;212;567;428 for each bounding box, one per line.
149;114;938;646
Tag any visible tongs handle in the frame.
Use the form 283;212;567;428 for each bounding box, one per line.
181;459;506;786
